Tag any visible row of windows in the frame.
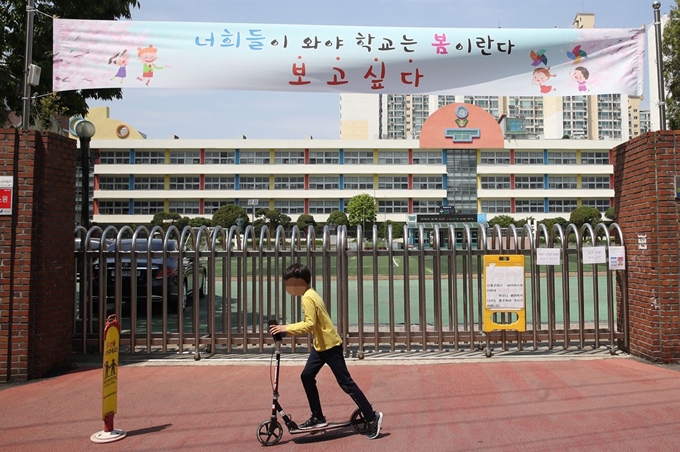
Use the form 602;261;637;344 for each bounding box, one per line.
98;199;441;216
481;199;610;213
98;175;447;191
479;151;610;165
99;150;444;165
479;176;610;190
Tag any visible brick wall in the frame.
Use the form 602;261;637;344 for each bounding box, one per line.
0;129;77;381
613;131;680;362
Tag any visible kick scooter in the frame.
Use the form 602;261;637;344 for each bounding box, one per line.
256;320;370;446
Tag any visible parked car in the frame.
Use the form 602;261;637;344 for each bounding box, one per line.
92;238;207;312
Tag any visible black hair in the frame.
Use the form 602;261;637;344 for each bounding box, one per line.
283;262;311;284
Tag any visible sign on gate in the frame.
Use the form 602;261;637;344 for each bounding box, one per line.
483;255;526;332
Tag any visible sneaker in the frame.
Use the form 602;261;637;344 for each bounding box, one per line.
298;415;328;430
366;411;383;439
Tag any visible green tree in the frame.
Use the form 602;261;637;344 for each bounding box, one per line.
255;208;291;231
189;217;212;227
539;217;569;232
327;210;349;231
377;220;404;240
663;1;680;129
605;207;615;221
150;211;180;230
296;213;316;232
487;214;515;229
569;206;602;228
346;194;376;231
212;204;249;230
1;0;140;129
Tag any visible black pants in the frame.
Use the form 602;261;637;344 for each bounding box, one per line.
301;344;374;422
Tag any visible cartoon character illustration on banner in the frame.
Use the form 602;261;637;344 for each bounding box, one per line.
136;45;167;86
108;50;129;84
532;67;556;94
571;66;590;92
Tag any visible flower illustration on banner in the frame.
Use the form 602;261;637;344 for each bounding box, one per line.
567;45;588;64
529;49;548;66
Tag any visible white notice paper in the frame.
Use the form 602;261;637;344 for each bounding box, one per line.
608;246;626;270
485;264;525;310
582;246;606;264
536;248;561;266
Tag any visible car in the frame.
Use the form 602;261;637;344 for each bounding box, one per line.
91;238;207;312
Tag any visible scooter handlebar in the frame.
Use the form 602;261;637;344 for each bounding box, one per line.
268;319;283;342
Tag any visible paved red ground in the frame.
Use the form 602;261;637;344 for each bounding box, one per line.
1;356;679;451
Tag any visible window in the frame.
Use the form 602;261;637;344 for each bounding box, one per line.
203;200;234;214
515;199;544;213
204;176;235;190
204;151;235;164
134;151;165;164
378;151;408;164
412;152;443;164
514;176;544;189
582;199;611;212
240;151;270;165
480;176;511;189
548;176;578;189
514;151;544;165
274;200;304;214
98;201;129;215
547;152;577;164
548;199;578;213
480;151;510;165
309;151;339;164
239;176;269;190
99;151;129;164
134;176;164;190
169;177;199;190
309;200;337;214
379;199;408;213
378;176;408;190
170;151;200;164
274;176;304;190
133;200;164;215
99;176;128;190
581;176;610;189
343;176;373;190
481;200;512;213
412;199;441;213
169;200;200;214
308;176;339;190
581;152;610;165
344;151;373;164
274;151;304;164
412;176;442;190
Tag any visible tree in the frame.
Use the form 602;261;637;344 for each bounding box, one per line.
254;208;291;232
1;1;140;129
569;206;602;228
487;214;515;229
663;1;680;129
150;211;189;231
346;194;376;232
327;210;349;231
189;217;212;227
212;204;248;230
605;207;615;221
296;213;316;232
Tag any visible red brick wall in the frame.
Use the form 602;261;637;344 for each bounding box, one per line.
0;129;77;381
613;131;680;362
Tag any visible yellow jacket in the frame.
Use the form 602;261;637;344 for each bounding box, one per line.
285;288;342;352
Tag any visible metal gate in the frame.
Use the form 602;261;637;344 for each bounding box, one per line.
74;222;627;358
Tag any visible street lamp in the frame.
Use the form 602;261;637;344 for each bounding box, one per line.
74;119;96;228
247;199;259;223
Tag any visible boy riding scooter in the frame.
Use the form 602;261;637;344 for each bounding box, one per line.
269;263;383;439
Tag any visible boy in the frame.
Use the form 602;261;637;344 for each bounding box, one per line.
269;263;383;440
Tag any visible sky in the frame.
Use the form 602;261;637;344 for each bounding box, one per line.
87;0;672;140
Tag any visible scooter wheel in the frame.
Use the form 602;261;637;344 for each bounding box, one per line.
350;408;370;433
257;420;283;446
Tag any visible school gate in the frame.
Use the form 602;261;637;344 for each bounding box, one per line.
2;129;680;381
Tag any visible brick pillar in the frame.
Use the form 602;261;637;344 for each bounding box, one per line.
0;129;77;381
613;131;680;363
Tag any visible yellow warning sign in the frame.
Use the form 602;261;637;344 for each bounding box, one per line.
483;255;526;332
102;315;120;420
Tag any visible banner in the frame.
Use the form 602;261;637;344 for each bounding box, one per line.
53;19;645;96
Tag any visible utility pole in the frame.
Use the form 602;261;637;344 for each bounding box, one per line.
653;1;667;130
21;0;36;131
